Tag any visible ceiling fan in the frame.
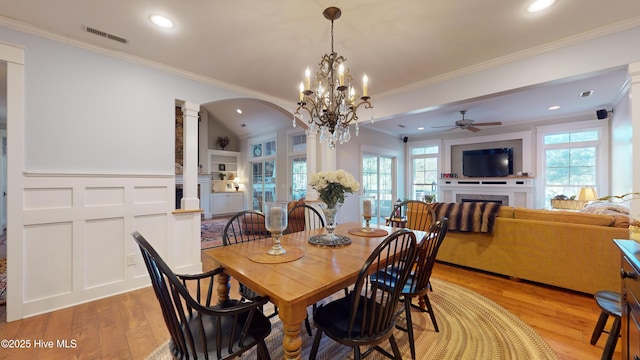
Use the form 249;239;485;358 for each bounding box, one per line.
433;110;502;132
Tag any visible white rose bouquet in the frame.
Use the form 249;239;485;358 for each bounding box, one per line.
309;169;360;208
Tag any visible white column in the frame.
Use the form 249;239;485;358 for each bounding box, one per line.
630;62;640;220
306;128;318;199
317;137;336;172
181;101;201;210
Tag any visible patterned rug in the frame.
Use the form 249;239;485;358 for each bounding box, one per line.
0;257;6;305
145;278;559;360
201;217;231;250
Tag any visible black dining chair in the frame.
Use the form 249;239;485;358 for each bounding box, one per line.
132;231;272;360
371;217;449;359
222;210;278;318
222;209;271;246
309;229;418;359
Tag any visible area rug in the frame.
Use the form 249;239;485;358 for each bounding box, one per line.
200;217;230;250
0;257;6;305
145;278;559;359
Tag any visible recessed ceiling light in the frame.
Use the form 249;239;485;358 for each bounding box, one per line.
418;127;424;130
149;14;174;29
527;0;555;13
548;105;560;110
236;109;243;114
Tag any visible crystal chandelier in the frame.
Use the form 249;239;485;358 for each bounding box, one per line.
294;7;372;149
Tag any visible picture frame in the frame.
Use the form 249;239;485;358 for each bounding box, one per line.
226;183;233;190
218;164;226;171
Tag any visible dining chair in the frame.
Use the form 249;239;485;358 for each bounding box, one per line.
285;202;325;336
387;199;436;232
222;209;271;245
371;217;448;359
132;231;272;360
286;203;325;234
222;210;277;318
309;229;418;360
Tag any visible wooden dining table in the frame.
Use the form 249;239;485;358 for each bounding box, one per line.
203;221;426;360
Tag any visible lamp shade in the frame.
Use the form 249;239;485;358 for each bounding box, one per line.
577;187;598;201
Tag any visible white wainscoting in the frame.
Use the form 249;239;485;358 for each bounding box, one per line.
14;173;202;318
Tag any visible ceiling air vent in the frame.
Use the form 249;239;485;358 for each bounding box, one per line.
579;90;594;98
83;25;128;44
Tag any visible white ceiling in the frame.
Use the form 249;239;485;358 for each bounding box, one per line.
1;1;639;137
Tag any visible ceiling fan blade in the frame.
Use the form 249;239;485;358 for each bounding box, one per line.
473;122;502;126
466;126;481;132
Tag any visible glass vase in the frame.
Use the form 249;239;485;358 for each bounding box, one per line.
319;202;342;240
264;201;288;255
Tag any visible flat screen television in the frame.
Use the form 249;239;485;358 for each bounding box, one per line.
462;147;513;177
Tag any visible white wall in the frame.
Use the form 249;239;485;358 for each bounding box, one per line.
611;86;632;196
0;25;260;320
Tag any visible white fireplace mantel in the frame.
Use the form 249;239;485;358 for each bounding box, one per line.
438;177;535;208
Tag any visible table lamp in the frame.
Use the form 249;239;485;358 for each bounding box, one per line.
577;187;598;202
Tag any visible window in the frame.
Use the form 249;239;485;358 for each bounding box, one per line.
251;139;277;159
410;145;439;202
539;126;606;208
250;137;277;210
289;132;307;200
362;154;394;224
291;133;307;153
291;157;307;200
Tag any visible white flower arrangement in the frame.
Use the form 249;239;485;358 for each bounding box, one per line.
309;169;360;208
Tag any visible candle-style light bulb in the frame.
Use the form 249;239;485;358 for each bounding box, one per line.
338;63;345;86
362;74;368;97
305;67;311;90
299;82;304;102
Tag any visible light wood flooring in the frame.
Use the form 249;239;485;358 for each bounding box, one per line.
0;252;620;360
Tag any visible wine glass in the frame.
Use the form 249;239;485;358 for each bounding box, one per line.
264;201;288;255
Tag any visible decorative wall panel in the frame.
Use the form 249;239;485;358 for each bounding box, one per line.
23;222;73;302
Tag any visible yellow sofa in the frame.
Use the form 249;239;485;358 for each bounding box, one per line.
436;205;629;295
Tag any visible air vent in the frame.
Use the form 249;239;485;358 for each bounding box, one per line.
83;25;128;44
397;124;406;128
579;90;594;98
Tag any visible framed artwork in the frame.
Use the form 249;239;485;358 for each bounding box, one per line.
218;164;226;171
226;183;233;190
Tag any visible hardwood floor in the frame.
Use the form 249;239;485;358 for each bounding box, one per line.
0;253;619;360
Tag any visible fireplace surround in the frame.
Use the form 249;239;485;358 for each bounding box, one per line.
438;177;534;207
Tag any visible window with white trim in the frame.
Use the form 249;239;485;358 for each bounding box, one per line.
410;145;439;202
541;127;604;208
